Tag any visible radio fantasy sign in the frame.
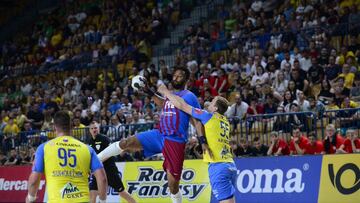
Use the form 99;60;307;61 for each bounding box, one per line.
121;160;211;203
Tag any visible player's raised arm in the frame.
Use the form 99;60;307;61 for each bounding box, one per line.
158;85;192;114
139;77;165;107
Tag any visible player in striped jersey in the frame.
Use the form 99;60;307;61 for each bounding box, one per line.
98;66;204;203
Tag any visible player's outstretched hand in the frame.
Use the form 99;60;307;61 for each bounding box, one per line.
139;77;155;97
201;143;214;159
158;84;169;96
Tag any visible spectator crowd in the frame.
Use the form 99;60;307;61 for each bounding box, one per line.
1;0;360;165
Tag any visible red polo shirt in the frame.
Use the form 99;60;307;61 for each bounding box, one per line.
289;136;309;155
272;139;290;155
343;138;360;153
305;141;324;155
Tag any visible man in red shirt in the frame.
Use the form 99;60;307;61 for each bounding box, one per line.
196;68;217;90
304;132;324;155
323;124;344;154
289;126;309;155
267;131;290;156
200;79;218;98
338;129;360;153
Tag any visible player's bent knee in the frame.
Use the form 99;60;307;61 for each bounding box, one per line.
120;137;142;152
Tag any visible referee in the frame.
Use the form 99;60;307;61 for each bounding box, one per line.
88;121;136;203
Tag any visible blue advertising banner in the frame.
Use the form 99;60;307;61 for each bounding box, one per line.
226;155;323;203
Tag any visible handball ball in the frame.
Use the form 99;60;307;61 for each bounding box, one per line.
131;75;146;91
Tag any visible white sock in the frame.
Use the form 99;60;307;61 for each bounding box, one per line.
170;191;182;203
97;141;123;162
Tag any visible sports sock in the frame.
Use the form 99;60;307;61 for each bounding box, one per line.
170;191;182;203
97;141;123;162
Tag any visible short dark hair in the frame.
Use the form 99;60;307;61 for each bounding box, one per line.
308;132;316;138
173;66;190;80
215;96;229;115
253;137;260;142
54;111;71;133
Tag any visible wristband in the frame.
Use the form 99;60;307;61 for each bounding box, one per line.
99;199;106;203
198;136;207;145
27;194;36;202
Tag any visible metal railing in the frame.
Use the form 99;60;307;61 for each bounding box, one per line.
228;108;360;146
2;108;360;152
229;111;317;146
0;123;156;152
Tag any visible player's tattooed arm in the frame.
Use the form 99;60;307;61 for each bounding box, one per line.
158;84;192;114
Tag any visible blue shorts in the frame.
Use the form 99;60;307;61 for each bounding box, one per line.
136;129;164;157
208;162;237;202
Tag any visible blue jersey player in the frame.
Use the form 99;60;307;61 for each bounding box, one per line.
98;66;204;203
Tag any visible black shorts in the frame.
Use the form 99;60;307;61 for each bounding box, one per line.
89;167;124;192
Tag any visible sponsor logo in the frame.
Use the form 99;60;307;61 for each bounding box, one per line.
164;101;175;109
96;145;101;150
60;182;83;199
127;167;206;200
328;163;360;195
236;167;306;193
52;169;84;178
0;178;45;191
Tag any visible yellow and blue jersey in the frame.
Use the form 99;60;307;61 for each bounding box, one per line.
32;136;103;203
191;108;233;163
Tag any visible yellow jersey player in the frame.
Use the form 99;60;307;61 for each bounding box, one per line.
26;111;108;203
158;85;236;203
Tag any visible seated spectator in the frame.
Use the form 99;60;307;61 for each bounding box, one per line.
72;117;86;138
273;106;290;132
251;136;269;157
4;149;21;166
294;90;310;111
289;126;309;155
323;124;344;154
318;79;334;103
0;152;7;165
107;115;125;140
307;57;324;98
185;136;202;159
226;94;249;134
251;66;269;87
305;132;324;155
338;129;360;153
27;103;44;130
324;56;341;81
200;79;218;99
2;117;20;136
337;64;355;90
350;74;360;102
308;96;325;118
230;140;241;157
273;70;289;96
19;149;32;165
215;68;229;95
237;138;253;157
267;131;290;156
280;90;295;112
